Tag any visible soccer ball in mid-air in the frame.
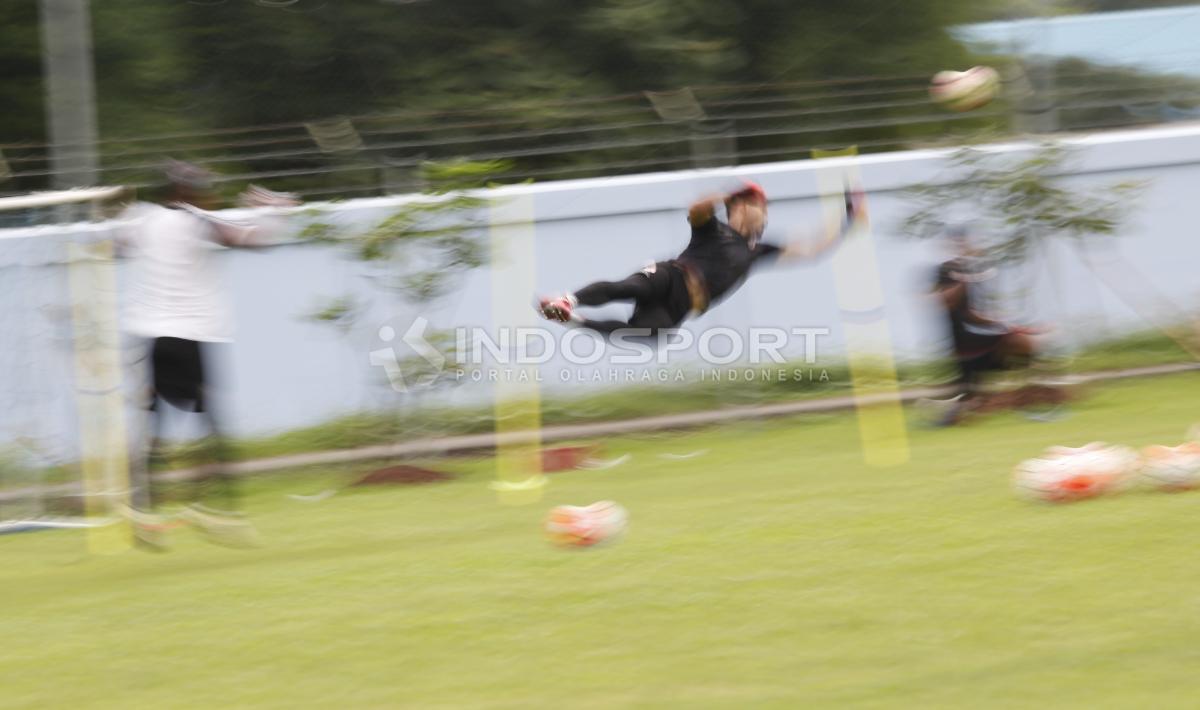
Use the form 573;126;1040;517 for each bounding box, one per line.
544;501;628;547
1139;443;1200;491
1014;442;1140;503
929;66;1000;112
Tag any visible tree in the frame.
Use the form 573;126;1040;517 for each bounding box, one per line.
901;142;1141;262
900;141;1153;344
304;158;507;401
1047;57;1200;131
1;0;1007;194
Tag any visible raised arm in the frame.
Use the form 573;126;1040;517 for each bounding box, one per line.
180;185;300;248
687;192;725;227
776;185;865;262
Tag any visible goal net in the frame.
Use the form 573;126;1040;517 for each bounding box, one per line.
0;187;132;551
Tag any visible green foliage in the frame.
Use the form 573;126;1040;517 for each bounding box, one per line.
11;2;1192;195
296;213;340;243
298;157;502;401
901;142;1143;262
0;2;45;157
2;0;998;193
1049;57;1200;131
304;158;505;303
304;295;361;334
421;159;516;194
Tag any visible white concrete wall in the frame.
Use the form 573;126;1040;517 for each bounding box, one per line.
3;122;1200;457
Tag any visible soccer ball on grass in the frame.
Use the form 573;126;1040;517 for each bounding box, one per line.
1014;442;1139;503
544;501;628;547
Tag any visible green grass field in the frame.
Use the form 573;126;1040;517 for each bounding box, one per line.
4;373;1200;709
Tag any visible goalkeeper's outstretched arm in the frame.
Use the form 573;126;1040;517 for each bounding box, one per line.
776;185;864;262
181;185;300;248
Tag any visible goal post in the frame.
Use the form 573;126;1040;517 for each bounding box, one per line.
68;236;132;552
0;185;128;227
0;186;133;550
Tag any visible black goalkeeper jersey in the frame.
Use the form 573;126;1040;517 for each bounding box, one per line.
935;258;1006;356
676;216;782;305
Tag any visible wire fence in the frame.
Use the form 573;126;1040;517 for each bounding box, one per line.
3;66;1200;201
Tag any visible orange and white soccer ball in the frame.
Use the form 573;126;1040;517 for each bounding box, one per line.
929;66;1000;112
1014;442;1139;503
544;501;628;547
1140;442;1200;491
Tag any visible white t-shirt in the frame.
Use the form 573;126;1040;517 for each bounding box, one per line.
120;202;238;343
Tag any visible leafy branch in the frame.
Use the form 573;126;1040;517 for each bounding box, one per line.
305;159;511;309
901;142;1143;264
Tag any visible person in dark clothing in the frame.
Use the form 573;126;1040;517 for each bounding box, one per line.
537;181;863;333
930;228;1040;424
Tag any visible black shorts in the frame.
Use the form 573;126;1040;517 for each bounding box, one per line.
954;334;1009;385
955;331;1007;361
629;261;693;330
150;337;209;413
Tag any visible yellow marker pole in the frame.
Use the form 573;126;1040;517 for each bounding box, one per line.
488;194;546;504
813;147;910;467
67;239;132;553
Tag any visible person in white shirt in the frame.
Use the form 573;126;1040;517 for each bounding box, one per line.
120;161;296;549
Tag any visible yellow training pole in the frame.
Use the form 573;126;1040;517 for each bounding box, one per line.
813;147;910;467
488;194;546;504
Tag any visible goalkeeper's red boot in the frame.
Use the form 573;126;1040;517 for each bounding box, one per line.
538;294;576;323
